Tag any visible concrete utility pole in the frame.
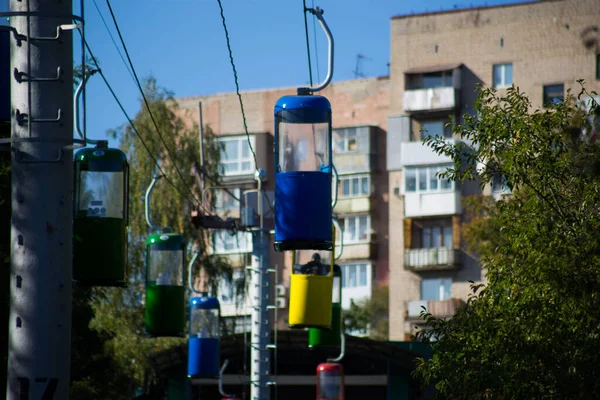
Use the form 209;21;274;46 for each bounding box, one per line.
6;0;74;398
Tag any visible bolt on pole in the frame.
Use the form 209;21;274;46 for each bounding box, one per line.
6;0;74;398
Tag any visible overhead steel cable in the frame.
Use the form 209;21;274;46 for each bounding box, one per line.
303;0;314;86
77;30;213;215
91;0;136;83
105;0;202;206
215;0;258;172
215;0;276;217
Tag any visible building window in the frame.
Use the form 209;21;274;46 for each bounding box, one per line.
333;128;357;153
406;71;453;90
222;315;251;334
218;269;245;304
341;215;371;244
339;174;370;198
491;174;511;196
215;188;241;211
421;226;453;249
420;120;452;139
341;263;369;288
421;278;452;301
543;84;564;105
217;136;256;176
596;53;600;80
213;231;251;254
492;63;513;88
405;165;454;193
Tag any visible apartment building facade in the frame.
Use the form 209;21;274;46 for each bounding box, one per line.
175;0;600;340
386;0;600;340
177;76;390;331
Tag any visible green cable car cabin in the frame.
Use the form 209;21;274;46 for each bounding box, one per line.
145;232;186;337
73;142;129;287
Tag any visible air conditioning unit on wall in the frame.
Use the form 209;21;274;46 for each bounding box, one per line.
275;284;286;297
276;297;286;309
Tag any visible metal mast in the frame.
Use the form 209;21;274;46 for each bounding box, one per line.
247;170;274;400
5;0;75;398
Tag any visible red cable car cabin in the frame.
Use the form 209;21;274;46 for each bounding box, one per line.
316;363;344;400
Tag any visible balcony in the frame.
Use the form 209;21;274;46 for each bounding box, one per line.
403;87;457;114
220;253;249;268
337;242;377;261
404;248;460;271
333;152;373;174
334;197;372;214
404;190;461;218
399;140;454;168
407;298;465;319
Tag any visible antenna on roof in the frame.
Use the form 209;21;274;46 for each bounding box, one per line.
353;53;372;79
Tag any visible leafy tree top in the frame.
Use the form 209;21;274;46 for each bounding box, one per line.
414;83;600;400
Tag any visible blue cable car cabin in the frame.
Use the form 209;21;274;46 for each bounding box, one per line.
273;94;333;252
188;296;221;378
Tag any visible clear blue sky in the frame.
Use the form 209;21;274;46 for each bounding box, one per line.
68;0;532;145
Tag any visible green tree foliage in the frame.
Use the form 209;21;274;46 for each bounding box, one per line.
343;285;388;340
413;83;600;399
75;76;234;398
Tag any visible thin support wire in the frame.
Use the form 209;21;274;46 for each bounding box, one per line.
77;30;211;214
91;0;136;83
215;0;259;173
105;0;201;206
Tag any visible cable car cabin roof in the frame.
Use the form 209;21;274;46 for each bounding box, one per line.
146;232;185;247
275;95;331;113
149;330;425;377
189;296;220;309
74;146;127;164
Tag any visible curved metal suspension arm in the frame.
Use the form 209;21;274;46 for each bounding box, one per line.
188;250;207;295
332;216;343;260
144;175;163;230
305;7;334;93
74;69;100;144
218;359;237;398
331;163;339;208
327;333;345;363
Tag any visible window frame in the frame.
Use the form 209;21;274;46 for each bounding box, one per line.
340;214;371;244
420;225;453;249
543;83;565;106
333;128;358;153
217;135;256;176
338;174;371;199
492;63;513;89
420;120;452;140
340;263;370;289
420;278;452;301
212;231;252;254
218;269;246;304
406;70;453;90
214;187;241;211
404;165;455;194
